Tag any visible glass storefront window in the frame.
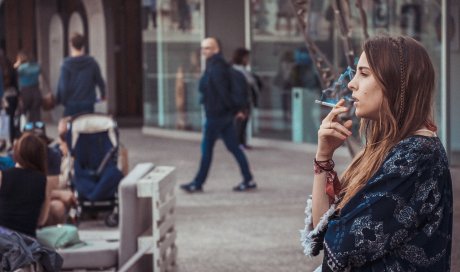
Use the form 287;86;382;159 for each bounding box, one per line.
142;0;203;130
249;0;444;144
250;0;337;142
144;0;450;152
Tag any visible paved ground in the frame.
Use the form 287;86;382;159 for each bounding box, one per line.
48;125;459;271
124;128;351;272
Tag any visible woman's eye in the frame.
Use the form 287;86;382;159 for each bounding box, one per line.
360;72;368;77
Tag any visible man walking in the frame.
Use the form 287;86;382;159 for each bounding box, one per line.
180;37;256;193
231;47;261;150
57;32;105;117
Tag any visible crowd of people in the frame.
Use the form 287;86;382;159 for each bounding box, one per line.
0;32;105;241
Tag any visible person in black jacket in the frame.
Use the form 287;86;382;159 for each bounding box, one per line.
232;48;261;150
180;37;256;193
57;32;105;117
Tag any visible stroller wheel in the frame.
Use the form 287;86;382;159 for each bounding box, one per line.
105;212;119;227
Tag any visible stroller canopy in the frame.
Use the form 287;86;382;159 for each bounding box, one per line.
69;114;118;152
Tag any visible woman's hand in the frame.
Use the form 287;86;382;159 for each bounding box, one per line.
316;99;353;160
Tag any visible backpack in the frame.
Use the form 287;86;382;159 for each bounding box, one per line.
229;67;249;111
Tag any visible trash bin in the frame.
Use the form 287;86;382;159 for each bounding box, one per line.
291;87;320;143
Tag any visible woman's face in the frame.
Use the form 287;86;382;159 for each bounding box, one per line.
348;52;384;120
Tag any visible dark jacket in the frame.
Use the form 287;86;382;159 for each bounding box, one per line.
0;226;63;271
57;55;105;106
199;53;234;118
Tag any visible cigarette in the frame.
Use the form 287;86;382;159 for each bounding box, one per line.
315;100;338;108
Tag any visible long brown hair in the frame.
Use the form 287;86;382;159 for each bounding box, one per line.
338;35;436;210
13;132;48;175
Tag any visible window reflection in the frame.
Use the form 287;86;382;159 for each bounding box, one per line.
141;0;445;145
142;0;203;130
249;0;442;142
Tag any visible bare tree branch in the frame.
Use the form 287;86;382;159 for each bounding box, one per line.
290;0;338;90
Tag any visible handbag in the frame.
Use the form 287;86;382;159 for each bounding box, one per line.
42;92;56;111
36;224;85;249
41;73;56;111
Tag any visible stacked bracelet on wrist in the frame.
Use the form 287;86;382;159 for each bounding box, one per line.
313;158;341;204
313;158;335;174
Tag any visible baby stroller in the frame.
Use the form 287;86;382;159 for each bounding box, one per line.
66;113;124;227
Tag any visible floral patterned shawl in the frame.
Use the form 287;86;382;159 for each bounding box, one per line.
301;136;453;271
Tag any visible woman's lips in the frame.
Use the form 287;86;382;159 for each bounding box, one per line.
351;97;359;106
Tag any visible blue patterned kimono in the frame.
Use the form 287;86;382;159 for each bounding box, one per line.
301;136;453;271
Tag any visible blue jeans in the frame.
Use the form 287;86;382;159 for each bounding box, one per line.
193;115;253;186
64;101;94;117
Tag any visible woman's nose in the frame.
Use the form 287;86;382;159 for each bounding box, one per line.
348;76;357;91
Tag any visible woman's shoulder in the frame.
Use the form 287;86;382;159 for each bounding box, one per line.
382;136;448;175
392;136;446;159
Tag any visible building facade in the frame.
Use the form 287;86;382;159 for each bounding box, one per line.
0;0;143;121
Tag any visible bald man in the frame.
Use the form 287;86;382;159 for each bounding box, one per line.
180;37;256;193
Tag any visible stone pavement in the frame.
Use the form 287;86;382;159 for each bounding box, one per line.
47;125;459;271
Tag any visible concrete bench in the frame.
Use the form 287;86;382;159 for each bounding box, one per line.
58;163;177;272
